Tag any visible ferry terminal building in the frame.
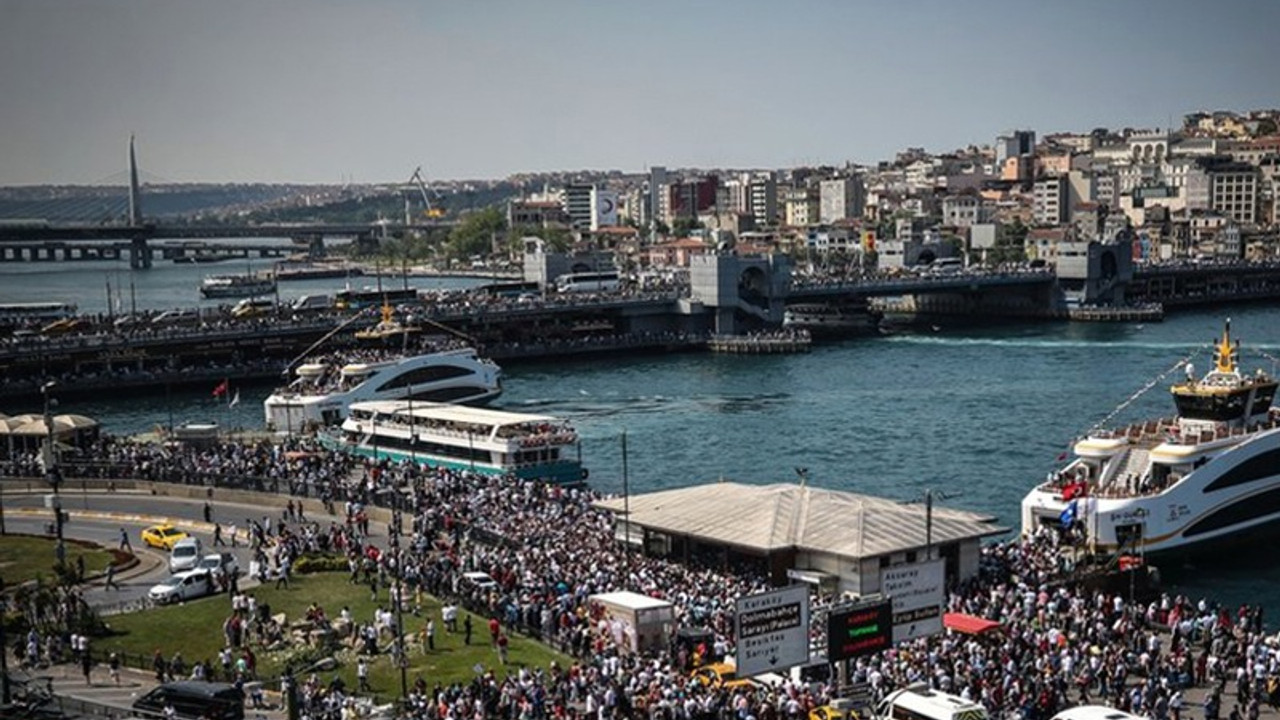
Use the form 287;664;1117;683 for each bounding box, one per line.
594;482;1008;596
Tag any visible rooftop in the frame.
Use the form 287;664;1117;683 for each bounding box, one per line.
594;481;1005;558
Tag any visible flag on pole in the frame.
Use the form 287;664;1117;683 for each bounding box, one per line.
212;379;229;398
1059;500;1079;529
228;389;240;408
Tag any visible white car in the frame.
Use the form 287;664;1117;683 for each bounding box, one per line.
461;571;498;592
196;552;240;581
148;569;215;605
168;537;203;574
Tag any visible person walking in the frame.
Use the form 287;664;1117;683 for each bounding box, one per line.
357;657;370;693
426;619;436;651
213;523;225;547
104;563;118;591
119;527;132;552
108;651;121;685
464;614;473;646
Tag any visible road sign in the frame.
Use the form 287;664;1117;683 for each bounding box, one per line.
827;599;893;661
881;558;945;643
734;584;810;676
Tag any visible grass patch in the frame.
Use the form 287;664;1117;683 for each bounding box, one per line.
0;534;116;586
100;572;571;698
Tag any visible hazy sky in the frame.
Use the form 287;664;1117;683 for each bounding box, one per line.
1;0;1277;185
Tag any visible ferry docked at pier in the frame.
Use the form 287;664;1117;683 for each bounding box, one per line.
200;273;277;299
322;400;586;483
1022;320;1280;556
263;348;501;432
782;300;879;337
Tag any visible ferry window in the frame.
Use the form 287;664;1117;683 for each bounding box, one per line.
1202;448;1280;492
377;365;474;392
1184;486;1280;537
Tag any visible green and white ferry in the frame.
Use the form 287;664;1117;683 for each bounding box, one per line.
322;400;586;484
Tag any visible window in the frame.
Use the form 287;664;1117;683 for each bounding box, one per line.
1184;486;1280;537
376;365;475;392
1202;447;1280;493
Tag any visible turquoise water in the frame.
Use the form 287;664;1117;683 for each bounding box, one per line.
5;260;1280;612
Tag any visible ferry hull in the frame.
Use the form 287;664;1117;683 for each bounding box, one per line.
1022;426;1280;556
319;435;586;485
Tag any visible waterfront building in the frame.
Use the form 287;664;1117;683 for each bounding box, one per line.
594;482;1005;594
783;185;820;227
507;198;567;229
940;192;983;228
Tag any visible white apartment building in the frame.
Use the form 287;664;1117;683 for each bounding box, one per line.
818;177;865;224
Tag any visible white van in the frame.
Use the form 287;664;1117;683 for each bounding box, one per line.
169;537;204;574
1051;706;1146;720
291;294;334;313
878;687;989;720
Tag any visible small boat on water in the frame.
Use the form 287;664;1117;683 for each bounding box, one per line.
1022;319;1280;556
263;347;502;432
321;400;585;484
200;273;277;299
782;301;880;337
275;262;365;281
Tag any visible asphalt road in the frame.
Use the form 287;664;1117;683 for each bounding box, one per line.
0;491;286;609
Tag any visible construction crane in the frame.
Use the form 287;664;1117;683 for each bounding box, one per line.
404;166;446;223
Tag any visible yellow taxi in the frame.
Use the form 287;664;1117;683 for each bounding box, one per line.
690;662;758;690
141;524;188;550
810;705;859;720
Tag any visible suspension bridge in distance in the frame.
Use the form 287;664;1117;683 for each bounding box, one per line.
0;137;456;268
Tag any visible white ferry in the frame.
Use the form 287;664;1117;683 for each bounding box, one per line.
200;273;276;299
782;301;879;337
322;400;586;484
1022;320;1280;556
263;348;501;432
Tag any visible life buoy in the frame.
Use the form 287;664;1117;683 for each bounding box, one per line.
581;468;589;480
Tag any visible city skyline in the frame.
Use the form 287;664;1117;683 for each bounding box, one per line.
1;0;1277;186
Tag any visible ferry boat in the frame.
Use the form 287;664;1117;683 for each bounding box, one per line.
200;273;277;299
1021;320;1280;556
322;400;586;483
263;348;501;432
782;301;879;337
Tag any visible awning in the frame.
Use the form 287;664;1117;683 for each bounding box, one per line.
786;568;837;587
943;612;1002;635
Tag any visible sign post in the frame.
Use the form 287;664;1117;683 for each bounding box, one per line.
734;585;810;677
881;559;945;643
827;598;893;662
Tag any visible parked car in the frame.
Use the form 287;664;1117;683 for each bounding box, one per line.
169;537;204;573
460;571;498;593
133;681;244;720
141;524;188;550
148;569;215;605
197;552;241;581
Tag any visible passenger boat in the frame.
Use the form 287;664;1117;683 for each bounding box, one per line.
782;301;879;337
200;273;277;299
321;400;586;484
275;262;364;281
263;347;502;432
1021;320;1280;556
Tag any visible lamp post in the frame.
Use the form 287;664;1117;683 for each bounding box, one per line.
41;381;65;563
389;530;408;701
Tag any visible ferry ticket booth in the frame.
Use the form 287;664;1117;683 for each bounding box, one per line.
595;481;1005;595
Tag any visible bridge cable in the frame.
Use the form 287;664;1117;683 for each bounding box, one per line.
280;310;374;378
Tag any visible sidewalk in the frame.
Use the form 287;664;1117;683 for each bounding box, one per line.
37;661;286;720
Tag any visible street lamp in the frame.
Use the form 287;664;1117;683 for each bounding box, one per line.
41;380;65;564
389;529;408;701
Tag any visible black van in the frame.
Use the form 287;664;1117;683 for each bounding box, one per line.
132;681;245;720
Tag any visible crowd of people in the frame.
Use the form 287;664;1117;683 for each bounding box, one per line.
7;435;1280;720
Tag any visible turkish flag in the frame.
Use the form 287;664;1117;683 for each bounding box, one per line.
212;379;229;398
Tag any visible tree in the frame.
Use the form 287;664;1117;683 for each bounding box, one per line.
445;207;506;260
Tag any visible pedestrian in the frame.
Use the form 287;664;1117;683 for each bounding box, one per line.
108;651;120;685
497;633;509;665
76;554;85;582
203;502;212;523
152;649;166;683
119;527;132;552
464;614;473;646
104;563;118;591
229;523;238;548
81;641;92;684
213;523;225;546
357;657;370;692
488;616;500;646
426;619;435;651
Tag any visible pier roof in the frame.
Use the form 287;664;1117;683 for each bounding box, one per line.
594;481;1006;558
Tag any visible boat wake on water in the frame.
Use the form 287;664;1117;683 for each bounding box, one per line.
879;335;1241;352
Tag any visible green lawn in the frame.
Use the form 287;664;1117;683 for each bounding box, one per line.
0;534;117;587
100;572;571;698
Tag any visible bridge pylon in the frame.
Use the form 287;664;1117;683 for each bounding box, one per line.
128;135;143;226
